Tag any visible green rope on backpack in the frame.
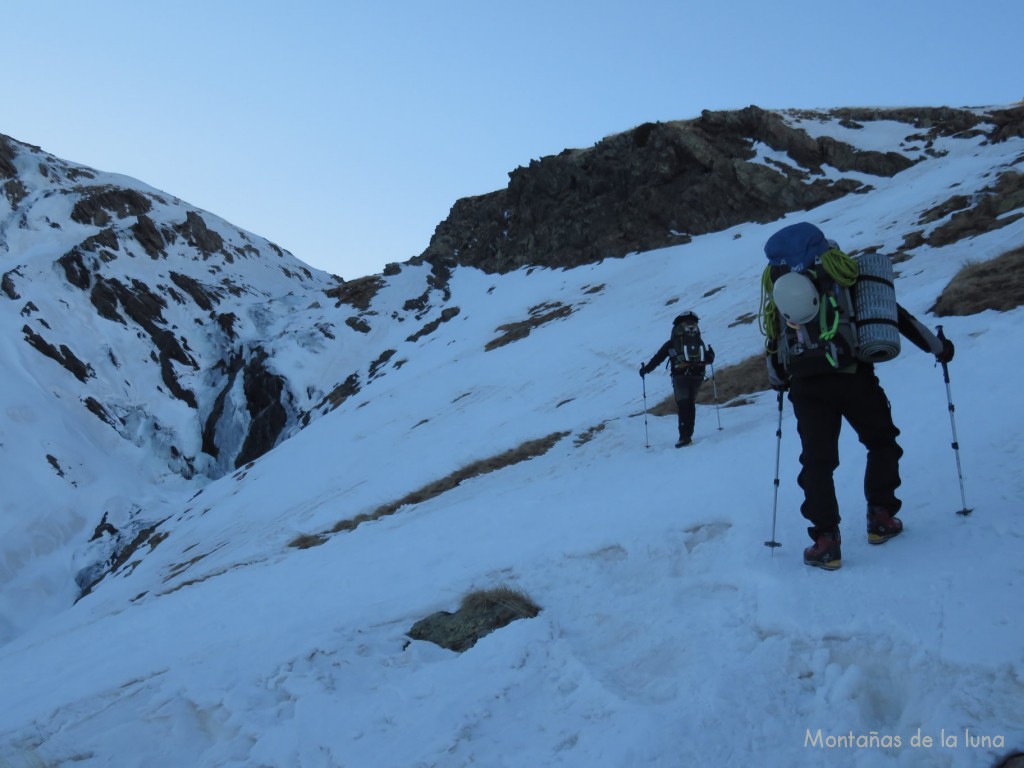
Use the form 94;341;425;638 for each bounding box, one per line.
820;248;859;287
758;265;779;344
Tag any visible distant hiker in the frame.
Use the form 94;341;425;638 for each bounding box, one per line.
639;311;715;447
759;222;955;570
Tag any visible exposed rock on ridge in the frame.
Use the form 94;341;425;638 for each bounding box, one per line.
419;105;995;274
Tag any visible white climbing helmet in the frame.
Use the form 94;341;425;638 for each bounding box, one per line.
772;272;820;325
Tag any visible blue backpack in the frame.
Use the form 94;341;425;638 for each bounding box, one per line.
764;222;831;273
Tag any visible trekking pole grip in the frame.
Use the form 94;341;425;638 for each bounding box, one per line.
936;324;952;383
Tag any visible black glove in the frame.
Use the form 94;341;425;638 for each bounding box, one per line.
639;363;646;378
936;338;955;364
771;381;789;393
706;345;715;364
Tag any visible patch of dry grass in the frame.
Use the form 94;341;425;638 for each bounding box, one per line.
573;423;607;446
929;246;1024;316
289;533;328;550
485;302;574;350
288;431;570;546
461;584;541;619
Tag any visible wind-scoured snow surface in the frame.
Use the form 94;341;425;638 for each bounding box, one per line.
1;113;1023;767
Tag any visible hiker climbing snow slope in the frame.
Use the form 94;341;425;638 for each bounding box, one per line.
759;222;954;570
640;311;715;448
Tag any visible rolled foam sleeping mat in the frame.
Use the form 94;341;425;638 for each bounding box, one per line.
854;252;901;362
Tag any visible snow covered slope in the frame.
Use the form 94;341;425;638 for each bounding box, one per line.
1;108;1022;767
0;133;463;640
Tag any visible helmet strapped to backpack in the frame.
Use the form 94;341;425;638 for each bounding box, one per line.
772;272;820;325
773;268;860;376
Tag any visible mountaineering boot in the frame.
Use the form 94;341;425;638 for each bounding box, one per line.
675;437;692;448
803;530;842;570
867;505;904;545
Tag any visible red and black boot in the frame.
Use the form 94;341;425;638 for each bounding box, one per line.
867;506;904;544
803;529;842;571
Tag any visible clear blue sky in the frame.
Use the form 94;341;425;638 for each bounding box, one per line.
5;0;1021;279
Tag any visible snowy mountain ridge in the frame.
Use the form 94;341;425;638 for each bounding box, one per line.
1;106;1023;767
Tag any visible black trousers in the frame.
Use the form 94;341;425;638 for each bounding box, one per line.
672;374;704;440
789;366;903;538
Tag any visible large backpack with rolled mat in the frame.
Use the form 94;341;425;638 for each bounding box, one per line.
761;223;900;377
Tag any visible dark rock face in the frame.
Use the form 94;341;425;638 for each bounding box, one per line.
406;306;460;343
87;274;200;407
0;135;17;178
1;269;20;299
318;373;361;412
175;211;225;258
325;275;385;310
132;214;166;259
925;171;1024;246
21;325;94;382
168;271;221;312
202;355;245;460
58;249;92;290
71;186;152;226
200;346;296;470
971;105;1024;142
418;105;986;274
235;349;290;468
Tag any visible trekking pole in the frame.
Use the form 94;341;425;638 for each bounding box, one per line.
709;364;723;431
765;390;784;550
936;326;972;516
640;369;651;449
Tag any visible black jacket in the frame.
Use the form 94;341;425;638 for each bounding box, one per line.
895;304;946;355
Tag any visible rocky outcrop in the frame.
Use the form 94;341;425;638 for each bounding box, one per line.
408;587;541;652
132;214;166;258
200;347;293;469
87;274;200;408
21;325;94;382
1;269;20;299
0;135;17;178
418;105;986;274
924;171;1024;246
984;104;1024;142
326;275;385;310
235;349;290;468
70;186;152;226
175;211;225;259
